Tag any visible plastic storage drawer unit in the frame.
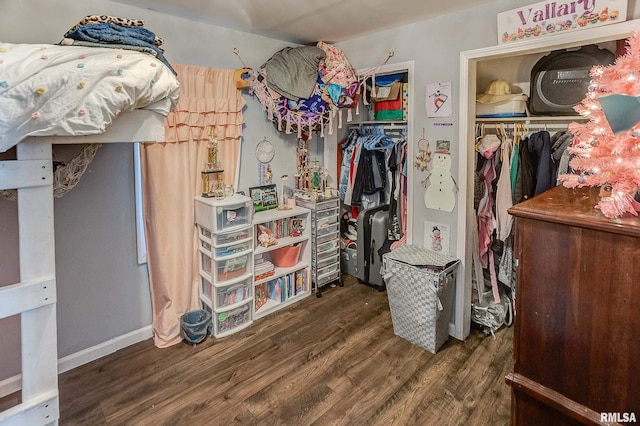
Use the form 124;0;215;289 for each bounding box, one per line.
195;194;252;233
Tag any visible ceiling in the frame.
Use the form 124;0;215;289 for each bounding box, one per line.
113;0;492;44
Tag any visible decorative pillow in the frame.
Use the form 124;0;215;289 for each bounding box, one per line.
317;41;357;88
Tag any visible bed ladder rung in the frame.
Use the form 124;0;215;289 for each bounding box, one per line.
0;278;57;320
0;390;59;426
0;159;52;191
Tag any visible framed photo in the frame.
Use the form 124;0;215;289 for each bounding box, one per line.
424;221;451;255
249;184;278;212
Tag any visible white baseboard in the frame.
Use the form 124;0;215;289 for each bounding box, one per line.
0;375;21;400
0;325;153;399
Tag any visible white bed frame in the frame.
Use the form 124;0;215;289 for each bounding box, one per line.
0;110;165;426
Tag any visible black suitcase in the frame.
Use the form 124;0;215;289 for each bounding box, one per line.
356;204;389;290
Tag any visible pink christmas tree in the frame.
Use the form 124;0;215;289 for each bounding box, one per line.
559;32;640;218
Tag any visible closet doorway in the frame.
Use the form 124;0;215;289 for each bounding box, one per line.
457;19;640;340
325;60;415;240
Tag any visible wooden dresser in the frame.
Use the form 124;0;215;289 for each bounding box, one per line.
506;186;640;425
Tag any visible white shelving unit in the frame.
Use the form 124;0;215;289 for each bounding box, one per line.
195;194;254;338
296;196;342;297
456;19;640;341
252;205;311;320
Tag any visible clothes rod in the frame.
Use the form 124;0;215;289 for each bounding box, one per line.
349;122;407;130
500;123;570;130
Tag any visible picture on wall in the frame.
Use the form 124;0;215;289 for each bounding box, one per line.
426;82;452;117
249;184;278;211
424;221;451;255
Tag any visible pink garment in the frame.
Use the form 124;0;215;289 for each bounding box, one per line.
317;41;357;87
477;158;495;268
476;157;500;303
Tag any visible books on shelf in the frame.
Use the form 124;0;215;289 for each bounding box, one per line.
253;269;310;313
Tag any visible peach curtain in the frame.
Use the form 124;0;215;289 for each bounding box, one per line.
141;64;245;348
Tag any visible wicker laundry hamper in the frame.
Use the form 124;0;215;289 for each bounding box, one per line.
382;245;459;354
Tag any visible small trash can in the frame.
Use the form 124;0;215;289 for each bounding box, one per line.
180;309;212;344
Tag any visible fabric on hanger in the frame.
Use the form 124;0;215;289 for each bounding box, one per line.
513;135;536;204
495;136;513;242
509;123;522;198
339;128;360;201
476;156;500;304
363;133;396;150
343;137;362;205
498;234;515;289
388;143;400;240
527;130;554;196
390;142;408;250
550;130;574;183
471;203;487;305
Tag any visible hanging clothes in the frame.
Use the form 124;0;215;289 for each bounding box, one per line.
528;130;554;196
476;152;500;303
513;135;536;204
339;129;360;201
495;136;513;242
390;141;408;250
550;130;574;183
342;127;401;208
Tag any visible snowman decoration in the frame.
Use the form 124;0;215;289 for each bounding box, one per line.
430;226;443;251
422;140;457;212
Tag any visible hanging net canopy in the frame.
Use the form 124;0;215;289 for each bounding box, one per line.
245;42;363;139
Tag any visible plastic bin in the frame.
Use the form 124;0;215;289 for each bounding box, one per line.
271;244;302;268
180;309;212;344
382;245;459;354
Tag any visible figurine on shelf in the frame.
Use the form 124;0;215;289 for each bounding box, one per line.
257;224;278;248
289;218;305;237
200;130;225;198
277;174;292;210
208;130;219;168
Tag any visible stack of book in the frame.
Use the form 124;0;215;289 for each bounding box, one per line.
254;254;275;281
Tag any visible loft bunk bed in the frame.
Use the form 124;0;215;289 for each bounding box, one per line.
0;41;180;425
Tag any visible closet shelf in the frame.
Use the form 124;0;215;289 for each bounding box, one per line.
349;120;407;126
476;115;587;123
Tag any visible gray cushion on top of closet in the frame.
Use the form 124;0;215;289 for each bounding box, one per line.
262;46;326;101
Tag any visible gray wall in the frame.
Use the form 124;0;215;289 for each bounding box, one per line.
0;0;293;381
1;0;639;382
337;0;640;254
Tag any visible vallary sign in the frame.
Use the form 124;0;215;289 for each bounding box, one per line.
497;0;627;44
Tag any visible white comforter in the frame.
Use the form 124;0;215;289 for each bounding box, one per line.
0;42;180;152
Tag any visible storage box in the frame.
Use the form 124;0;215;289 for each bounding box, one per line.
200;249;250;283
382;245;459;354
475;94;528;118
371;81;402;102
340;247;358;276
211;300;252;337
271;244;302;268
213;226;252;247
195;194;252;233
200;273;253;310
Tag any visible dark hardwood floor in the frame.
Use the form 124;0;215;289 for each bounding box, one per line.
1;274;512;425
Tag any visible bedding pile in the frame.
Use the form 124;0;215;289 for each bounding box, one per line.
0;15;180;153
251;41;359;138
